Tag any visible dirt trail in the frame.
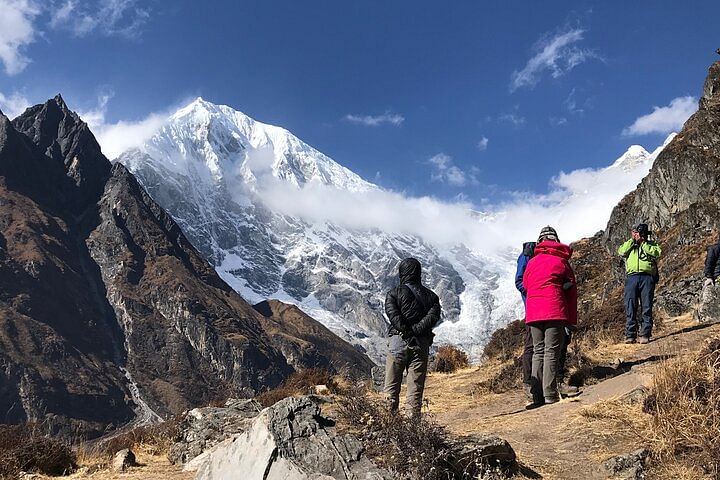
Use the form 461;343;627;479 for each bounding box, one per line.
422;318;720;479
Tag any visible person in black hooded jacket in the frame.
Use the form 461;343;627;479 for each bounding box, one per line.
384;257;441;418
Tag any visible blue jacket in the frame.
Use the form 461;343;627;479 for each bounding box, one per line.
515;242;536;304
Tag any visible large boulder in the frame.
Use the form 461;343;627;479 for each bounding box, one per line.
169;398;262;465
195;396;391;480
696;282;720;323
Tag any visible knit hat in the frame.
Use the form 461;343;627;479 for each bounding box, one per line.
633;223;650;238
538;225;559;243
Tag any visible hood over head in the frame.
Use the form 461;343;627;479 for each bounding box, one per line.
399;257;422;284
534;240;573;260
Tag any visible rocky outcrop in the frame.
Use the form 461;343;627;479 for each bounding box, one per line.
574;61;720;326
696;282;720;323
195;396;392;480
169;399;262;465
0;97;373;437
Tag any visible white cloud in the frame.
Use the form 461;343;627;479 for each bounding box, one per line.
0;0;40;75
428;153;478;187
498;112;525;125
344;111;404;127
477;136;489;151
622;96;697;136
78;92;168;159
564;87;584;114
248;136;668;255
549;116;568;126
510;27;600;92
50;0;150;39
0;91;30;118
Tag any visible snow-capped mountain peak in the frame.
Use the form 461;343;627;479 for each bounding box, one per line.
141;97;374;193
608;133;676;173
608;145;652;172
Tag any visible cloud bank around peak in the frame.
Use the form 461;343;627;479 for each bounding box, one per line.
0;90;31;118
77;92;171;159
248;140;664;255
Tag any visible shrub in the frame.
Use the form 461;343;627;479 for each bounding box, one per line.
434;345;470;373
0;424;76;478
473;359;522;394
482;319;525;361
92;416;182;459
335;388;515;479
256;368;338;407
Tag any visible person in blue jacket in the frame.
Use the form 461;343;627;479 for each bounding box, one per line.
515;241;536;401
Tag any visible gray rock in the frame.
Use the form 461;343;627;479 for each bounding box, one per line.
169;398;262;465
112;448;138;472
454;434;517;478
195;396;391;480
605;448;650;480
696;282;720;323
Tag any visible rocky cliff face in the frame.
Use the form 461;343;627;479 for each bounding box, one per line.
575;61;720;328
0;97;373;437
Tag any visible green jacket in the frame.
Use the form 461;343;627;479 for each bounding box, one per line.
618;239;662;275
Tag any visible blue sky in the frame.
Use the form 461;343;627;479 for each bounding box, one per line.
1;0;718;203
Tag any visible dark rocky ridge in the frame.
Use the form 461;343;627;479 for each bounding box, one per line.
0;97;373;437
573;60;720;332
253;299;376;375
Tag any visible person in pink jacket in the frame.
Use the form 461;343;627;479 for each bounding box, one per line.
522;226;578;407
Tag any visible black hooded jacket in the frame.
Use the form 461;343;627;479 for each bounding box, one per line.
385;258;442;339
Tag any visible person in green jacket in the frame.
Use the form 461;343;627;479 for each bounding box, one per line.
618;223;662;344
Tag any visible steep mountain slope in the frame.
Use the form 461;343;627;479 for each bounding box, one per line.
117;99;673;361
118;99;500;360
0;97;372;437
574;60;720;333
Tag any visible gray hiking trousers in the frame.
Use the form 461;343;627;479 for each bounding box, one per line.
529;320;565;401
384;335;430;417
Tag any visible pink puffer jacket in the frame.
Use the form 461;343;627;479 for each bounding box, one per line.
522;240;578;326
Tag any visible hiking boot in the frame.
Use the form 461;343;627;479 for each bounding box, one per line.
558;383;580;398
638;336;650;344
624;337;636;344
523;384;543;409
544;396;560;405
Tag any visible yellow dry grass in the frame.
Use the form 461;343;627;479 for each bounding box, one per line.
30;448;191;480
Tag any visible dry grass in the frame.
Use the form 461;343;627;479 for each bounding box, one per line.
72;418;182;473
577;338;720;479
644;339;720;478
434;345;470;373
0;423;76;478
255;368;339;407
472;358;522;394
